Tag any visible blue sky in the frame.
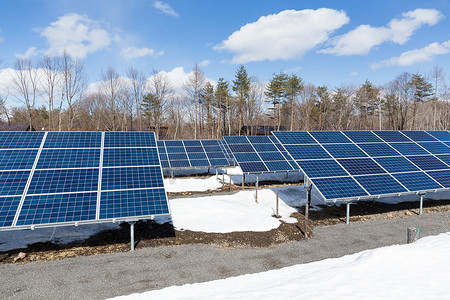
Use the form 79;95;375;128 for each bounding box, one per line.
1;0;450;90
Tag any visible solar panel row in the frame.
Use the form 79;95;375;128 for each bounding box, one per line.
223;135;299;173
0;131;169;230
272;131;450;201
157;139;229;169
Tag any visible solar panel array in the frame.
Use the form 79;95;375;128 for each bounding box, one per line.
223;135;299;173
272;131;450;201
0;131;170;231
157;139;229;169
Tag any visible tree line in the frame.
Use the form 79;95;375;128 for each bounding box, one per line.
1;53;449;138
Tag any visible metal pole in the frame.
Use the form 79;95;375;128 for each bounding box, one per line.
242;174;245;190
170;170;174;179
130;221;136;251
255;175;259;203
222;173;225;188
216;168;218;179
419;194;424;215
229;174;232;192
346;203;350;224
305;185;311;222
276;192;279;217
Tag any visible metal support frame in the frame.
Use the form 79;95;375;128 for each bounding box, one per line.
305;184;312;222
419;194;424;215
242;174;245;190
170;170;174;179
346;203;351;224
215;168;218;179
255;174;259;203
129;221;136;251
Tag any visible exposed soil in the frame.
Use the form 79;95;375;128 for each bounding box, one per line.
1;181;450;265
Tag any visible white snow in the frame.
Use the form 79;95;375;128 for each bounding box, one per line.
168;188;300;233
111;232;450;300
164;176;223;193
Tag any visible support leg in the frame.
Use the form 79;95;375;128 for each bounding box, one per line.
419;196;423;215
346;203;351;224
242;174;245;190
255;175;259;203
130;221;136;251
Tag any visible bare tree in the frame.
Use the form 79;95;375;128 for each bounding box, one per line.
39;55;61;130
60;52;86;130
11;59;40;129
183;64;205;139
126;67;146;130
428;65;445;130
100;66;124;131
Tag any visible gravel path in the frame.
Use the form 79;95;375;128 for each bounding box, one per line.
1;211;449;300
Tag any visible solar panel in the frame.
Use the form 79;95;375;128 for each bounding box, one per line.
273;131;450;201
224;135;299;173
0;131;170;231
157;139;230;169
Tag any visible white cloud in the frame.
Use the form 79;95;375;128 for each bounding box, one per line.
371;40;450;70
121;47;164;60
153;1;179;18
198;60;211;67
40;13;116;59
321;8;443;56
15;47;40;59
214;8;349;63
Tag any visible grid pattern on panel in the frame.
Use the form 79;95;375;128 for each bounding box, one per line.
16;192;98;226
224;136;299;173
0;131;170;230
100;188;169;219
158;139;230;169
272;131;450;201
0;150;38;170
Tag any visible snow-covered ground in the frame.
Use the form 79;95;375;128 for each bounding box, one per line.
111;232;450;300
0;174;304;251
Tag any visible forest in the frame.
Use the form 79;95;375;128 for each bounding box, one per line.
1;52;449;139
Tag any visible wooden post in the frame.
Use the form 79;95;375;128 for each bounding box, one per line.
407;227;419;243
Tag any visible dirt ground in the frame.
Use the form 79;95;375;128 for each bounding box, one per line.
1;181;450;265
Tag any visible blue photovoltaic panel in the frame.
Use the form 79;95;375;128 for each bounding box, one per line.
357;143;400;157
165;140;183;147
168;153;188;160
271;131;316;145
309;131;352;144
104;132;156;148
16;192;98;226
284;144;331;160
0;196;21;227
0;131;170;231
0;170;31;196
296;160;348;178
103;148;159;167
44;132;101;148
187;152;208;160
426;170;450;187
0;132;44;149
427;131;450;141
273;130;450;201
343;131;383;143
312;177;368;199
239;162;268;173
185;146;204;153
100;188;169;219
322;144;367;158
224;135;299;173
37;149;100;169
0;150;38;170
169;160;191;168
388;143;429;155
374;156;420;173
166;147;186;153
355;174;407;195
190;159;211;167
183;140;201;147
27;168;99;195
417;142;450;154
393;172;443;191
337;158;386;175
406;155;450;171
373;131;411;142
102;166;163;191
436;154;450;165
402;131;437;142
